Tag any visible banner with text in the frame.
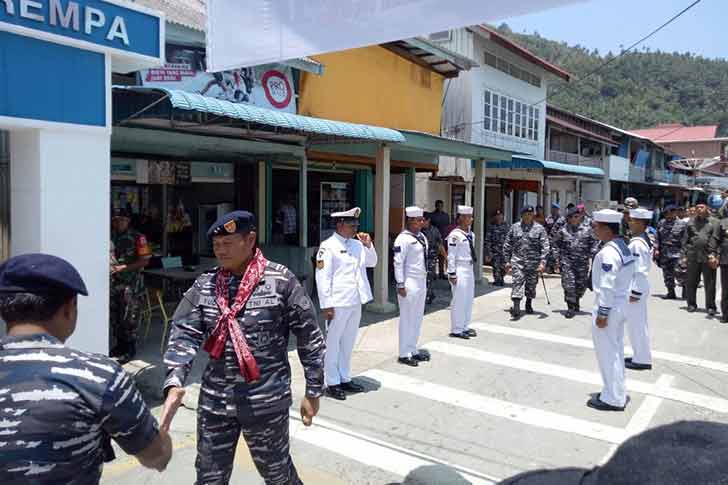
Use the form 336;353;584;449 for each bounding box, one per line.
206;0;585;71
142;44;296;112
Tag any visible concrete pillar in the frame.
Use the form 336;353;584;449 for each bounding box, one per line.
257;161;267;244
299;155;308;247
473;159;486;284
10;128;110;354
370;144;396;313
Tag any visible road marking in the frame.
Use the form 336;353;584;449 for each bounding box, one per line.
360;369;625;444
600;374;675;465
426;341;728;413
290;413;499;485
471;322;728;374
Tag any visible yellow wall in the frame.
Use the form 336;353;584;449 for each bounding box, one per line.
299;46;443;134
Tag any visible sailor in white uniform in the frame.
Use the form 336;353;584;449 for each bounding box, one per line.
394;206;429;367
316;207;378;401
624;208;654;371
447;205;477;339
589;209;636;411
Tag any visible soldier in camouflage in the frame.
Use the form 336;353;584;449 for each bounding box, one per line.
485;209;509;286
544;203;561;274
655;205;686;299
552;207;599;318
110;208;152;364
159;211;325;485
423;213;446;303
0;253;172;484
504;206;550;320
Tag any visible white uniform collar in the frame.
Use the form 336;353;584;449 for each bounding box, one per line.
333;232;351;244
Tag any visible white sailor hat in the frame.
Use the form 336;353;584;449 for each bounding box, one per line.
629;208;653;220
593;209;623;224
457;205;473;215
405;206;424;218
330;207;361;221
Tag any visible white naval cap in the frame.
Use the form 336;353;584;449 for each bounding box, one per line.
629;208;653;220
457;205;473;215
330;207;361;219
405;206;424;218
593;209;623;224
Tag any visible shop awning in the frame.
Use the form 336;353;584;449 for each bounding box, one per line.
487;157;605;177
397;130;513;161
113;86;405;144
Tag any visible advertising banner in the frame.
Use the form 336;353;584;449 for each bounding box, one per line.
142;44;296;112
206;0;585;71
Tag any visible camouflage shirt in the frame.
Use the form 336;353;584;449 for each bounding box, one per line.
485;222;509;258
656;217;686;260
163;262;325;418
552;222;599;265
504;222;550;267
111;229;151;288
0;333;158;485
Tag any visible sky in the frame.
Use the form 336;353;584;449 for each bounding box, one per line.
499;0;725;60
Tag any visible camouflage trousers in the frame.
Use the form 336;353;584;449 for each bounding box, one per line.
546;251;557;273
511;262;539;300
660;257;682;290
196;409;301;485
491;254;506;284
675;258;688;287
426;256;437;301
109;283;143;344
561;261;589;304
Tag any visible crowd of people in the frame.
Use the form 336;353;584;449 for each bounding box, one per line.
2;194;728;484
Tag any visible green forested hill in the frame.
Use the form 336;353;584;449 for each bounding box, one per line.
495;24;728;135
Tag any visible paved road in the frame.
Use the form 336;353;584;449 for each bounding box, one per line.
103;268;728;484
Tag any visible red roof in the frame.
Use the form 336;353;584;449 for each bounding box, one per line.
476;25;571;82
631;124;718;142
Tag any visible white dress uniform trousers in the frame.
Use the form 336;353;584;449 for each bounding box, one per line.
316;232;377;386
625;234;653;366
591;239;636;408
394;230;428;358
447;228;475;334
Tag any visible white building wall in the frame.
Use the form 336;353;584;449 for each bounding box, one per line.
416;173;451;213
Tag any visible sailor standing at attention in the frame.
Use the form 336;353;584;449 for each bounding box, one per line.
394;206;430;367
447;205;477;340
588;209;636;412
316;207;378;401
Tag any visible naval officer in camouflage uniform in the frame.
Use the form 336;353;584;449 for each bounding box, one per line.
160;211;325;485
544;203;561;273
655;205;685;299
110;208;152;363
504;206;550;320
0;253;172;484
552;207;599;318
485;209;509;286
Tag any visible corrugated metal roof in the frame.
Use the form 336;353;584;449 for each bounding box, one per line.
115;86;405;143
487;157;604;177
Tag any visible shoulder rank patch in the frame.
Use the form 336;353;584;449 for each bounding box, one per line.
393;246;402;253
602;263;613;272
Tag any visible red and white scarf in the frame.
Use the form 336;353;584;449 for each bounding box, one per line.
203;248;267;383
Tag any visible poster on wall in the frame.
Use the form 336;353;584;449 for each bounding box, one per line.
148;161;176;185
141;44;296;113
320;182;350;241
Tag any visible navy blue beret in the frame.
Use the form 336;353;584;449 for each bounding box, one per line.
551;203;561;209
664;204;678;212
0;253;88;296
207;211;256;239
521;205;535;215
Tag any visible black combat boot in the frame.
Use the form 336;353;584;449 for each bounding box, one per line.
525;298;534;314
664;287;677;300
510;299;522;321
565;301;576;319
575;299;581;313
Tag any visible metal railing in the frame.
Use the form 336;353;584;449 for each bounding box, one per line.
546;149;603;168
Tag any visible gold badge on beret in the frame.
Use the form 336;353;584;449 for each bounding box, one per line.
223;220;237;234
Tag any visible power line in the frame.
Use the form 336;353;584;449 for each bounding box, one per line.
443;0;703;135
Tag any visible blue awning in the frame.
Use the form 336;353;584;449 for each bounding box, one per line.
113;86;405;144
487;157;604;177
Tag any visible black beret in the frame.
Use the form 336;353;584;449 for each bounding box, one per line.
567;207;580;218
0;253;88;296
207;210;256;239
521;205;535;215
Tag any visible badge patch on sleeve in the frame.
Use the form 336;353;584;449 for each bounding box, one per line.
602;263;613;272
317;260;324;269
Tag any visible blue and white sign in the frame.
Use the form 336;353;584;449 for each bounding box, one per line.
0;0;164;72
